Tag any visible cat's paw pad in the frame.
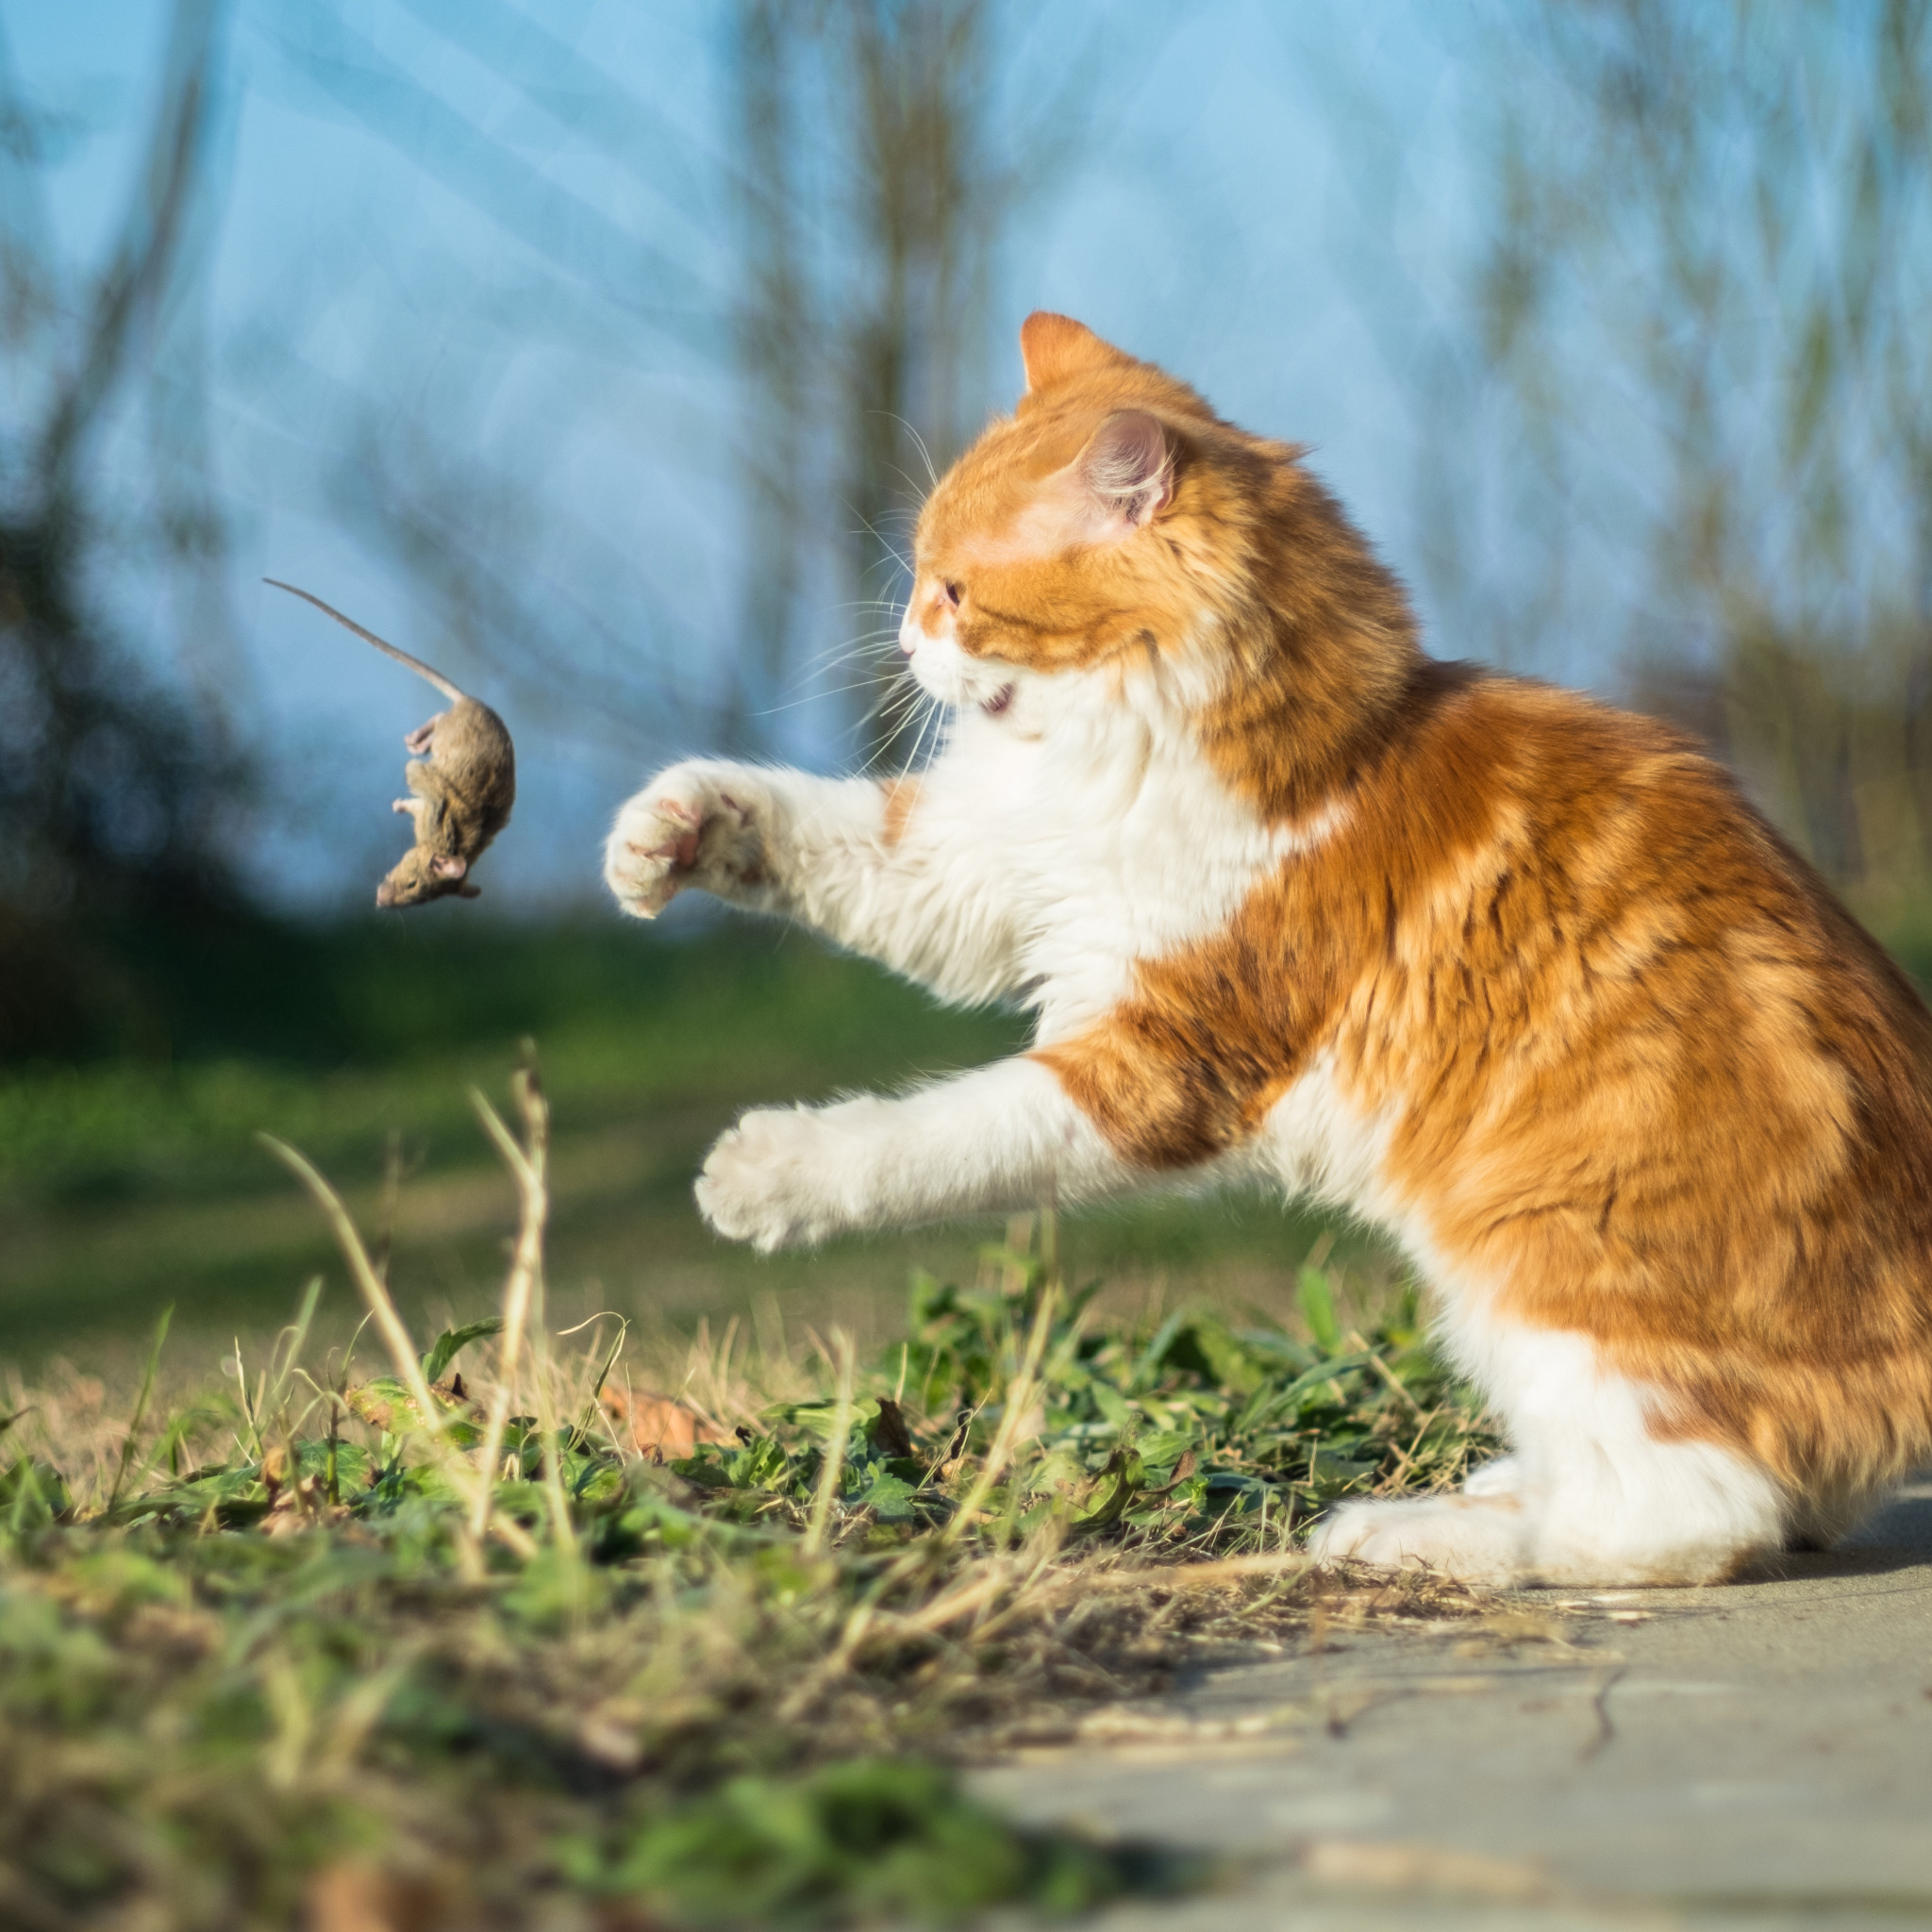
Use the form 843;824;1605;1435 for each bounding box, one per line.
696;1108;849;1253
1307;1496;1525;1583
604;763;766;918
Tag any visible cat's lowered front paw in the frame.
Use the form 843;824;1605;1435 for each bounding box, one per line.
604;761;768;918
1307;1495;1526;1583
696;1107;853;1252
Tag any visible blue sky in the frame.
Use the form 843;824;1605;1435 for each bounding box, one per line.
12;1;1506;914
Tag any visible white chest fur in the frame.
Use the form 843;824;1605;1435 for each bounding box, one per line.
923;679;1311;1041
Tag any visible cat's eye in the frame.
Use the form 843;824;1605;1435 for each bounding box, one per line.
941;580;962;608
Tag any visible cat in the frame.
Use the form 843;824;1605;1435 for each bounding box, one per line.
604;310;1932;1588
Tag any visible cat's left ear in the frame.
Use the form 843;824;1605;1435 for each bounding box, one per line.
1079;410;1172;530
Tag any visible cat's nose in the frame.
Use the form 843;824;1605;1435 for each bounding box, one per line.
898;624;918;656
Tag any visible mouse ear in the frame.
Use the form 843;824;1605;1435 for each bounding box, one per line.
431;855;468;879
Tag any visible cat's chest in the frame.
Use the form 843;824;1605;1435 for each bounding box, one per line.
951;723;1293;1035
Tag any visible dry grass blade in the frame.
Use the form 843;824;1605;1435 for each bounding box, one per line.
258;1131;500;1570
939;1283;1057;1547
467;1063;553;1550
804;1330;857;1558
102;1303;171;1514
258;1137;449;1439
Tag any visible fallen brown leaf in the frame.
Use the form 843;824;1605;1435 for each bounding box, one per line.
602;1388;735;1459
304;1862;452;1932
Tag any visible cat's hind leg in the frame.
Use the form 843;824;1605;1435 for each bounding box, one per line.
1309;1324;1785;1586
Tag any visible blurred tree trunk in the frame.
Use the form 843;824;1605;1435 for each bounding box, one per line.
1477;0;1932;908
727;0;814;754
0;0;245;1056
0;0;242;933
728;0;1008;769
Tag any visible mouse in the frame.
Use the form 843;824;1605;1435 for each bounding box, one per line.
266;579;516;908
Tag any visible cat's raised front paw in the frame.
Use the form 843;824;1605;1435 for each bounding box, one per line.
695;1107;852;1253
604;761;768;918
1307;1495;1526;1583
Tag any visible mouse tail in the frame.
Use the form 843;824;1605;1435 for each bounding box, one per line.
265;578;467;704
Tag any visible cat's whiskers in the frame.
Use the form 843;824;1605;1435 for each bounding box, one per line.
848;508;916;583
874;412;941;492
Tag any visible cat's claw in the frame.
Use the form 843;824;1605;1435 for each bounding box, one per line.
696;1107;852;1252
604;761;768;918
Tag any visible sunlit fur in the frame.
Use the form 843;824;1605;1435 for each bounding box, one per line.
606;312;1932;1585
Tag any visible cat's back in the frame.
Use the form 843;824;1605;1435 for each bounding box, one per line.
1365;661;1932;1074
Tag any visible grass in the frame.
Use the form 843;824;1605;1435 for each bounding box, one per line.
0;1049;1501;1930
0;918;1399;1370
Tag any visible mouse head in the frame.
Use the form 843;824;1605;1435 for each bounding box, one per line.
375;850;479;908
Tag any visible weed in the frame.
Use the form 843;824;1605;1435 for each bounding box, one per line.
0;1054;1499;1929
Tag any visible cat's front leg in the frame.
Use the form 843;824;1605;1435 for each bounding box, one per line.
606;760;1024;1003
695;1058;1136;1252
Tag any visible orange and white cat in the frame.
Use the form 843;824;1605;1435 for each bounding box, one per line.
605;312;1932;1587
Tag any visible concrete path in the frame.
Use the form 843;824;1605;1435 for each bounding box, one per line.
975;1479;1932;1929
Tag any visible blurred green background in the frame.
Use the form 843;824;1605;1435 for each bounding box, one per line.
8;2;1932;1375
0;917;1389;1373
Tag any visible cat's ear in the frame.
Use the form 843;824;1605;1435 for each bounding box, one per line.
1021;311;1132;393
1078;410;1172;528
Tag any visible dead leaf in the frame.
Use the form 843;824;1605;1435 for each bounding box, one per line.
344;1386;399;1432
304;1862;452;1932
263;1471;348;1538
344;1379;476;1434
601;1389;734;1459
873;1396;915;1457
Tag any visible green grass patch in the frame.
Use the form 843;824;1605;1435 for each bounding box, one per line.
0;1054;1496;1929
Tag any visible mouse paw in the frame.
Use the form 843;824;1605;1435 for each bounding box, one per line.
604;761;770;918
405;721;436;754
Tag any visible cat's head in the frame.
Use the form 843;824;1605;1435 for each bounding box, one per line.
902;313;1418;807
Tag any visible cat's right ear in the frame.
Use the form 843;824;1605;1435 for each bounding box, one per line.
1078;410;1172;529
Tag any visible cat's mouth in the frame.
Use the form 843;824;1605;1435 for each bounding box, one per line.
980;684;1014;718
